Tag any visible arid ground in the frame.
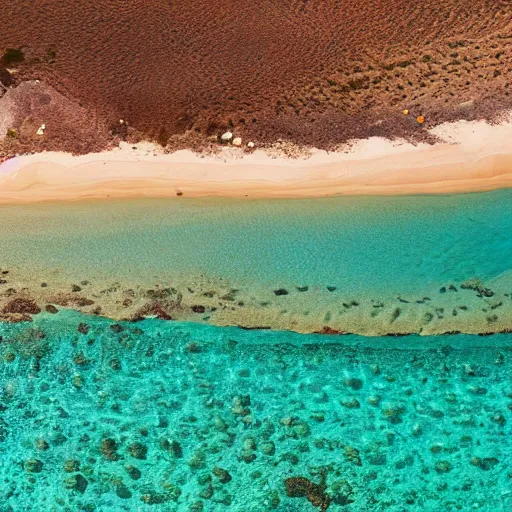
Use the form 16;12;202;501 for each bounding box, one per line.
1;0;511;156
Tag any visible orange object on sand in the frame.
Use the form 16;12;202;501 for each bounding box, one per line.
417;115;425;124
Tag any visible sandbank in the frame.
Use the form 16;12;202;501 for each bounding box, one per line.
0;116;512;203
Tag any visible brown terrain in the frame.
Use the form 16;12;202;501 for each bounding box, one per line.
0;0;511;157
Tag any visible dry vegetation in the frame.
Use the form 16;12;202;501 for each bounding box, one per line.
1;0;511;155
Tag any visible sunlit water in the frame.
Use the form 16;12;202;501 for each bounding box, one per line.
1;190;512;295
1;191;512;510
1;311;511;511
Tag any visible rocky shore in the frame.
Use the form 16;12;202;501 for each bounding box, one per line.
1;266;512;336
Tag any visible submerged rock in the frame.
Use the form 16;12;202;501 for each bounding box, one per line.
125;464;142;480
101;438;119;461
331;479;355;506
470;457;499;471
2;298;41;315
212;466;232;484
128;442;148;460
284;476;330;511
64;474;88;493
24;458;43;473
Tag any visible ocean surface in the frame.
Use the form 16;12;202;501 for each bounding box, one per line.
1;190;512;510
1;190;512;295
1;312;511;511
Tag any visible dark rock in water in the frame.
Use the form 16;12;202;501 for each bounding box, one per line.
314;326;347;335
449;285;458;292
345;377;364;390
213;466;232;484
160;438;183;458
40;282;47;287
45;304;58;314
116;484;133;499
75;297;95;307
284;476;330;511
326;286;336;292
220;289;238;301
340;398;360;409
125;464;142;480
110;323;124;333
238;325;271;330
63;459;80;472
435;460;453;473
77;323;89;334
101;438;119;461
141;488;181;504
470;457;499;471
331;479;355;506
73;352;90;366
64;474;88;494
189;501;204;512
109;357;121;370
460;280;494;297
71;284;82;292
440;287;447;293
2;298;41;315
261;441;276;456
344;446;362;466
24;458;43;473
128;442;148;460
191;305;206;313
297;286;309;292
185;341;203;353
132;302;173;321
51;432;68;446
390;308;401;322
35;438;49;451
274;288;289;296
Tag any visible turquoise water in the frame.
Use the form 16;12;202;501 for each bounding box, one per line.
1;311;511;511
1;190;512;295
1;190;512;509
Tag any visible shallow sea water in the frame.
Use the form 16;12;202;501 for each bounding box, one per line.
1;189;512;295
1;311;511;511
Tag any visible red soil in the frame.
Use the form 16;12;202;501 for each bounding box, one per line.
1;0;511;153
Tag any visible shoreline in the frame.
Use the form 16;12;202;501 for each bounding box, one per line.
0;117;512;203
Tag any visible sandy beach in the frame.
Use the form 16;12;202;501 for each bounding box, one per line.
0;116;512;204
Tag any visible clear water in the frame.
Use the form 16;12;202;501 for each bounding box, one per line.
1;190;512;510
1;311;511;511
1;190;512;295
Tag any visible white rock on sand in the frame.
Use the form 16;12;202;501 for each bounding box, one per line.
221;131;233;141
36;123;46;136
247;141;255;148
232;137;242;146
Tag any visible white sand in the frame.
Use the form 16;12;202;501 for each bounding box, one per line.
0;116;511;203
